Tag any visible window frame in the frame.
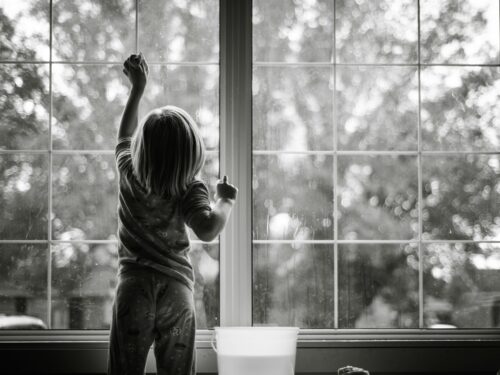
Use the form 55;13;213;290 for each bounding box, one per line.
1;0;500;372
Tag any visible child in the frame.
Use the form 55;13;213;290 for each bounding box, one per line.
107;53;238;375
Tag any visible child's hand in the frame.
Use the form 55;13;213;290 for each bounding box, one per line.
123;53;149;91
215;175;238;201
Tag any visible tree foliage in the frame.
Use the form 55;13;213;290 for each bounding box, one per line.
1;0;499;329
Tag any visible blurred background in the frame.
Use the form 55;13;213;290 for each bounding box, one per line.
0;0;499;330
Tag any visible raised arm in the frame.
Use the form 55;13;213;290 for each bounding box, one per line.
118;53;149;140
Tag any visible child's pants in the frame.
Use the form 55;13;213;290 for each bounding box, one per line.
107;264;196;375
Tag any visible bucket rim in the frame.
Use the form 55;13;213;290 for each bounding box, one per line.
212;326;300;332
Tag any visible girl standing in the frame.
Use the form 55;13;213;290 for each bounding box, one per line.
108;53;237;375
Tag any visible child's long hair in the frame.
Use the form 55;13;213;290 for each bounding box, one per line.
131;105;206;198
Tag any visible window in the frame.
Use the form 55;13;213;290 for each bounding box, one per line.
0;0;499;335
0;0;219;330
252;0;500;329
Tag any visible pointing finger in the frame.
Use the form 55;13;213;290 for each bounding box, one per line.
223;175;228;184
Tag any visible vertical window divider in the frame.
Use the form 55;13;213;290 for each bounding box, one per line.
417;0;424;330
332;0;339;330
47;0;54;330
135;0;139;54
219;0;253;326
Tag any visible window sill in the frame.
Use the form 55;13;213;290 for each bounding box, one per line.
0;330;499;374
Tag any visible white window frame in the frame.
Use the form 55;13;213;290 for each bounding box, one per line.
1;0;500;373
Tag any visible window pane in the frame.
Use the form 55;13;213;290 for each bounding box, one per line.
0;244;48;329
253;67;333;151
253;244;335;328
337;66;418;151
51;242;117;329
1;0;221;332
253;155;334;240
52;64;127;150
141;65;219;151
138;0;219;62
191;243;219;328
422;155;500;241
0;154;48;240
335;0;417;63
0;64;49;150
338;156;418;240
424;243;500;328
339;243;418;328
421;0;499;64
421;67;500;151
253;0;333;62
52;0;135;62
52;154;118;241
0;0;50;61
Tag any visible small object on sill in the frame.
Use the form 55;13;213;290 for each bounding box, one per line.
338;365;370;375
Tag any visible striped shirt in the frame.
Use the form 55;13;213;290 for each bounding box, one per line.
115;138;211;290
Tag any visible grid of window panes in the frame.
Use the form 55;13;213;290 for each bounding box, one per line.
252;0;500;329
0;0;220;329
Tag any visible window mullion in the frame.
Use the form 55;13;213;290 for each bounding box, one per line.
417;0;424;330
333;0;339;331
219;0;253;326
47;0;54;330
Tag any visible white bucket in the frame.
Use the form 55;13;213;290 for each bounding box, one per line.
211;326;300;375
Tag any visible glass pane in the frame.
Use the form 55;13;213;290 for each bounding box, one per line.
338;156;418;240
51;242;219;329
186;152;219;241
0;0;50;61
141;65;219;151
138;0;219;62
335;0;417;63
337;66;418;151
52;0;135;62
421;67;500;151
253;155;334;240
253;244;335;328
253;67;333;151
190;243;219;328
52;64;127;150
51;242;118;329
253;0;333;62
339;243;418;328
0;64;49;150
422;155;500;241
0;154;48;240
0;244;48;329
424;243;500;328
421;0;499;64
52;154;118;240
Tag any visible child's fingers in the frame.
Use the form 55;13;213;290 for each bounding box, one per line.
140;60;148;74
123;59;132;71
130;53;140;63
127;55;142;70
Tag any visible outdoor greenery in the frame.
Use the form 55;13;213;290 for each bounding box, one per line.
0;0;499;329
